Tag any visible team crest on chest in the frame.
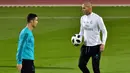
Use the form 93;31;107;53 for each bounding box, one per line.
84;20;93;27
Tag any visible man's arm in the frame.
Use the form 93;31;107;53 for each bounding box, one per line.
98;17;107;52
16;33;28;64
79;17;84;36
98;17;107;45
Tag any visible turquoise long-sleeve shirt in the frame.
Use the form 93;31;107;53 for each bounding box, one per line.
16;27;34;64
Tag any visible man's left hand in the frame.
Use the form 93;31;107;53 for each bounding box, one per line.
100;44;105;52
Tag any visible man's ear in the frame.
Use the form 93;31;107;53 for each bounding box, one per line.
30;20;33;23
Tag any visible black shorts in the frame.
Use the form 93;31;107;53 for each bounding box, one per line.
21;59;35;73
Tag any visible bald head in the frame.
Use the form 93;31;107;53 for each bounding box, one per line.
82;2;92;8
82;1;92;15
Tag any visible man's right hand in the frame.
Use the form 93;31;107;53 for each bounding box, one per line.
17;64;22;71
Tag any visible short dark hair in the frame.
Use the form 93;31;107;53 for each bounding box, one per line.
27;13;37;23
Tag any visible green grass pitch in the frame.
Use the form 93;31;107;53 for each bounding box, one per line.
0;6;130;73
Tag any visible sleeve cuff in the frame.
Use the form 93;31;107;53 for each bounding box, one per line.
102;41;106;45
17;60;22;64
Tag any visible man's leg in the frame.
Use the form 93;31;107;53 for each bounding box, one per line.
92;45;101;73
21;60;26;73
78;45;91;73
31;63;35;73
21;59;35;73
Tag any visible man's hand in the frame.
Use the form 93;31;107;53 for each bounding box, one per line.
17;64;22;71
100;44;105;52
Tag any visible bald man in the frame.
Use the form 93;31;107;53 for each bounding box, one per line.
78;2;107;73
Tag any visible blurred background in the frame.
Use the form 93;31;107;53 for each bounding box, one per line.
0;0;130;73
0;0;130;4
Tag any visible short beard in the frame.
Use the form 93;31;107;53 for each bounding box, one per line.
86;12;91;15
32;25;36;28
31;24;36;28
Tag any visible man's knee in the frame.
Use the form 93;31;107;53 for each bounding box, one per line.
78;63;86;69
